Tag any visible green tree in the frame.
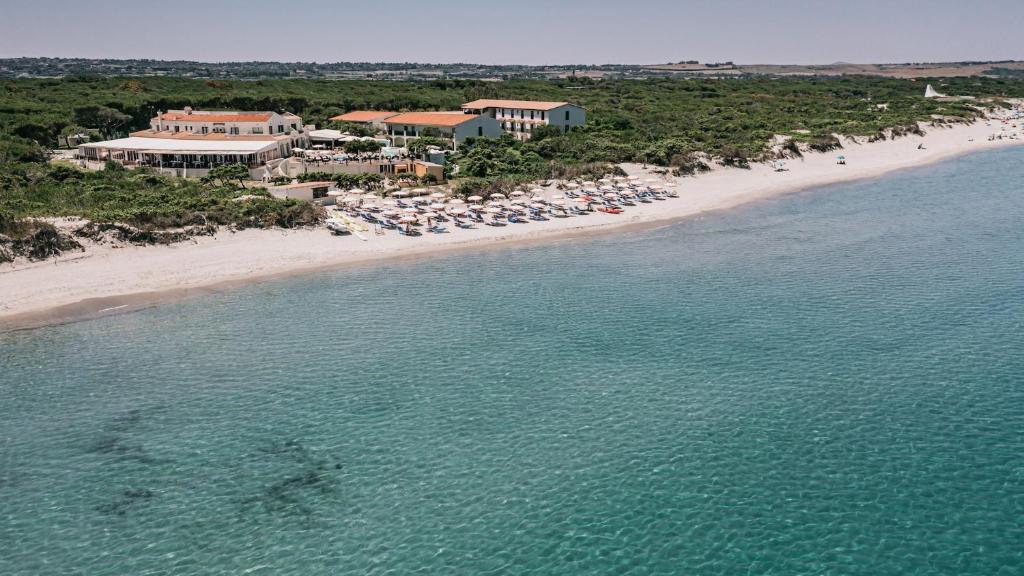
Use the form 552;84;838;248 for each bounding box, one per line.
343;139;383;154
407;137;446;156
203;164;250;188
73;105;133;137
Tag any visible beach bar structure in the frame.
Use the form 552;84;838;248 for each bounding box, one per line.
78;108;312;177
78;136;291;179
461;99;586;140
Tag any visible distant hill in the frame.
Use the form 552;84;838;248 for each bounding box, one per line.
2;57;1022;80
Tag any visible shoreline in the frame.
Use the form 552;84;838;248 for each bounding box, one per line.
3;120;1022;333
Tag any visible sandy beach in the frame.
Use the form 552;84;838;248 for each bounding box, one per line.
2;119;1022;330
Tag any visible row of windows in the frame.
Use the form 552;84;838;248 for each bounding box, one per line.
502;122;534;132
388;127;454;137
160;123;297;135
499;108;546;121
492;109;573;122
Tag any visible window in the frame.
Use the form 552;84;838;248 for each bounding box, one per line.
519;109;524;119
174;125;180;133
312;186;328;199
277;125;284;133
530;110;535;120
201;126;208;134
565;110;570;121
478;126;483;137
230;127;239;135
252;127;263;134
541;111;545;121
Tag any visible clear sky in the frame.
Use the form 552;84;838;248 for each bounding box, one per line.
2;0;1021;65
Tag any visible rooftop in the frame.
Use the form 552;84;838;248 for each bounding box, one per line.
383;112;480;127
330;111;399;122
80;136;281;154
462;99;572;111
270;181;336;190
160;111;275;123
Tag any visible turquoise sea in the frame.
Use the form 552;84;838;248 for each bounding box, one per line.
2;148;1023;575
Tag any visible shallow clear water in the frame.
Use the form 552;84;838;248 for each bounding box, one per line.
2;148;1023;575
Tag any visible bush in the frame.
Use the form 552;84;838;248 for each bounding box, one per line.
807;135;843;152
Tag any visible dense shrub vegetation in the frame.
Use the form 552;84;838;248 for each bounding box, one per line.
2;74;1022;247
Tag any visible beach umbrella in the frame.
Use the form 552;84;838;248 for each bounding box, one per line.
551;199;566;206
531;195;545;202
412;188;427;194
490;193;506;200
467;195;483;202
582;181;596;187
429;202;446;210
411;196;426;204
529;203;546;209
449;208;467;215
399;215;418;223
430;192;446;199
650;184;664;190
382;209;399;217
326;190;344;197
510;190;526;197
552;194;564;200
363;203;379;211
485;207;503;214
448;198;465;205
510;198;527;205
469;204;484;210
565;182;580;189
530;187;545;194
362;193;378;200
487;200;504;207
603;192;618;199
390;190;410;197
382;198;398;205
350;188;366;195
627;175;640;181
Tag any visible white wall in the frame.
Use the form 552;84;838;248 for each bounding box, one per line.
454;116;503;143
151;112;303;136
546;105;586;129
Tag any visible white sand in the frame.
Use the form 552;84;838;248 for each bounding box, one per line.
2;119;1022;328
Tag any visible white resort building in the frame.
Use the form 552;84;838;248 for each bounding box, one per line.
78;108;312;178
460;99;586;140
382;112;503;149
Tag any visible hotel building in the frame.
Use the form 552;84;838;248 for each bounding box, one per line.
460;99;586;140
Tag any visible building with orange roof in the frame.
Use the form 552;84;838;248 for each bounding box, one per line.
382;112;502;149
461;99;585;141
329;110;399;130
149;107;311;150
77;107;313;178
